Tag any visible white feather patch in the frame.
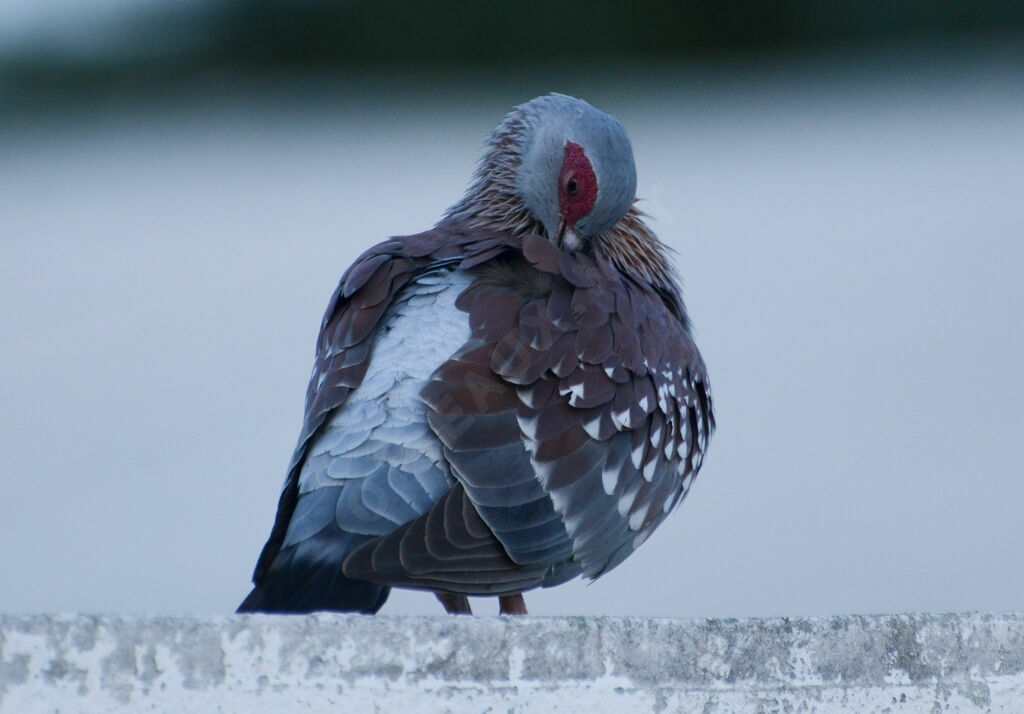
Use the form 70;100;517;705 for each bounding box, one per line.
617;486;638;516
682;471;695;493
628;503;649;530
602;463;619;495
611;409;629;430
630;442;645;470
633;528;652;549
649;422;662;447
642;456;658;481
583;414;605;440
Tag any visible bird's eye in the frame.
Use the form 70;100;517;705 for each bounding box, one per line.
558;142;597;226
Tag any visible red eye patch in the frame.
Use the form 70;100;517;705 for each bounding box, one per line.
558;142;598;229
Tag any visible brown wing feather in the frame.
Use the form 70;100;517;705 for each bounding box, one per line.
341;232;714;592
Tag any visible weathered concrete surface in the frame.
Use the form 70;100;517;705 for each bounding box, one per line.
2;612;1023;713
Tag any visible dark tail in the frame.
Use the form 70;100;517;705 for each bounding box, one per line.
237;545;390;614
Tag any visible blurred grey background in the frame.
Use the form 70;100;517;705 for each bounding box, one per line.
1;2;1022;617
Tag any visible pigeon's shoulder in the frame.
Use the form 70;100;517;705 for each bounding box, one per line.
250;224;520;583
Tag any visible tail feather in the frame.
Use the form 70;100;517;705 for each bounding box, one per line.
237;544;390;614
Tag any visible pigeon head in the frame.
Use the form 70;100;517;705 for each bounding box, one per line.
446;94;638;250
445;94;680;315
514;94;637;249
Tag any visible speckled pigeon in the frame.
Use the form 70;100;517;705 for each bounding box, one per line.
238;94;714;616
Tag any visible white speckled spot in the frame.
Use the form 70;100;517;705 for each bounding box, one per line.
582;414;604;440
649;422;662;447
642;456;658;482
630;443;645;470
681;471;695;492
628;502;650;530
601;463;619;496
617;487;638;516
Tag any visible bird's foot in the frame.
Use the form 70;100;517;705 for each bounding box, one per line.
499;594;527;615
435;592;472;614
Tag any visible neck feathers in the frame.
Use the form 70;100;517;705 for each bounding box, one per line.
444;109;542;237
594;206;688;326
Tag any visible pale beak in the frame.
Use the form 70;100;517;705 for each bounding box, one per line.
556;219;583;251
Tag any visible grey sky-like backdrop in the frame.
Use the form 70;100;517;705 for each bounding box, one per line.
1;4;1023;617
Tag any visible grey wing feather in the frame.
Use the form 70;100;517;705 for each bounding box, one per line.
249;235;472;584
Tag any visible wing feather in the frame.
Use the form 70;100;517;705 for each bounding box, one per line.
251;222;714;603
249;225;518;585
345;242;714;591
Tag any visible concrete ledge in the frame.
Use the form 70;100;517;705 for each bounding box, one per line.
2;612;1023;712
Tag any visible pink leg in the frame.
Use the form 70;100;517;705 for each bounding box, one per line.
435;592;472;614
499;594;527;615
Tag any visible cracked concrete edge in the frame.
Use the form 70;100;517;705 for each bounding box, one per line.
1;611;1022;713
